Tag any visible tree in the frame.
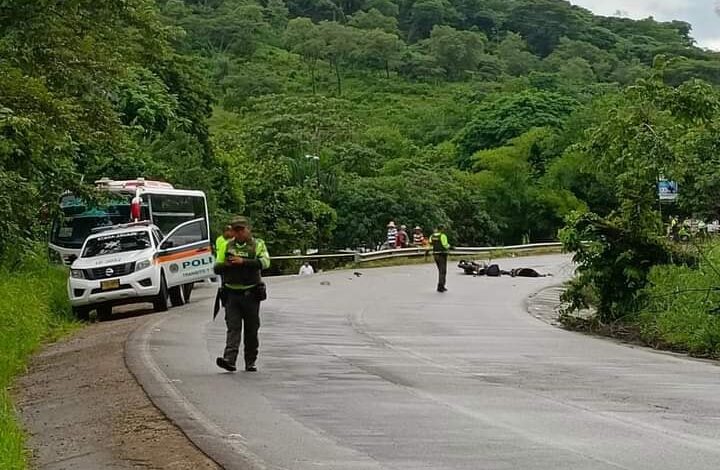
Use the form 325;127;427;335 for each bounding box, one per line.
544;38;615;80
284;18;324;93
557;57;596;86
452;0;506;36
496;32;539;76
177;0;271;57
504;0;590;57
363;0;399;17
471;129;583;242
356;29;405;78
348;8;398;33
454;90;578;165
238;95;360;159
664;58;720;87
285;0;343;22
560;71;720;321
318;21;361;95
405;0;457;43
265;0;290;31
424;25;486;79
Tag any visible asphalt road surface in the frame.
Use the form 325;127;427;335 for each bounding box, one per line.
128;255;720;470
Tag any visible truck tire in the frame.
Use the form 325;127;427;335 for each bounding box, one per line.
169;285;185;307
97;305;112;321
72;306;90;321
182;283;194;303
153;275;169;312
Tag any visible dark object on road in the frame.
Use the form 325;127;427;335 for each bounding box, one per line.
457;261;548;278
216;357;236;372
458;260;485;275
510;268;549;278
353;271;363;277
486;264;502;277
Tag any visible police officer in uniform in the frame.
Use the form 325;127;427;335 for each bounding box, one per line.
214;216;270;372
215;224;233;255
428;225;450;292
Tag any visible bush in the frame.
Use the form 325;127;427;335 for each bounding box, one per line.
637;243;720;357
0;258;77;469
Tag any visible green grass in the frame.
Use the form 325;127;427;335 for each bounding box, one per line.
637;243;720;357
0;261;78;469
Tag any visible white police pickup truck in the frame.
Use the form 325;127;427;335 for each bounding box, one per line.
68;219;214;320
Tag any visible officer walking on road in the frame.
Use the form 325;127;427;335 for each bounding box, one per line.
429;225;450;292
214;216;270;372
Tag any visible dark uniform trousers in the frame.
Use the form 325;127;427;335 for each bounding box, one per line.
223;289;261;366
434;253;448;289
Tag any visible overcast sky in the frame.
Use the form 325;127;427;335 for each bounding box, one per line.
570;0;720;50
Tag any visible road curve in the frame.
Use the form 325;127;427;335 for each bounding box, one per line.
127;255;720;470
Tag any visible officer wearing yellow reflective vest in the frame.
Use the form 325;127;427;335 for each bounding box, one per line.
212;225;234;317
213;216;270;372
215;224;233;257
428;225;450;292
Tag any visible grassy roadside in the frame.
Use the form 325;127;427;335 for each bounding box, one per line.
560;242;720;360
0;261;79;470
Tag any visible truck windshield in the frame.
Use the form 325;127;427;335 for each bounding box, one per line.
82;232;152;258
51;195;148;248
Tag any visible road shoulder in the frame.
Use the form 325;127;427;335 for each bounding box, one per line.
12;312;219;469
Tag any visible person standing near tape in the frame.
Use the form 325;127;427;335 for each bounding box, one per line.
428;225;450;293
214;216;270;372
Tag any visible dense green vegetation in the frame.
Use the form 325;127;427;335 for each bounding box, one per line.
638;242;720;357
3;0;720;461
0;259;75;469
4;0;720;257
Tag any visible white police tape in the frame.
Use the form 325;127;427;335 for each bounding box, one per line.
270;242;563;263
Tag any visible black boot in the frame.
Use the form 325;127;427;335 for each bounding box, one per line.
216;357;236;372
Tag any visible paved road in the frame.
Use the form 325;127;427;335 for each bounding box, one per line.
129;255;720;470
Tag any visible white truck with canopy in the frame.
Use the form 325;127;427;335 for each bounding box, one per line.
50;178;210;265
68;219;214;320
54;178;214;319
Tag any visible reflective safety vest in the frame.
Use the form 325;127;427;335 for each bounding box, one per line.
215;235;229;256
429;232;449;253
216;237;271;289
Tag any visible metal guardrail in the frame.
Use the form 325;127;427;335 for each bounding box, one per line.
270;242;563;264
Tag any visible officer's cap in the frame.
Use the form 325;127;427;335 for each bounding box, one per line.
230;215;251;229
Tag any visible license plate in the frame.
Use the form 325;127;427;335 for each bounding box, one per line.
100;279;120;291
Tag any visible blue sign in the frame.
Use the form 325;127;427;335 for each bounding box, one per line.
658;180;678;202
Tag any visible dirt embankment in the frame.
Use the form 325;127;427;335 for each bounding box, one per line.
13;310;219;469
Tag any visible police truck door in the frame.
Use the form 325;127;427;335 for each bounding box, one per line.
157;218;214;288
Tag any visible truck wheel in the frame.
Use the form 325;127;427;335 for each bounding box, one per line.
72;306;90;321
169;285;185;307
153;275;169;312
97;305;112;321
182;283;194;303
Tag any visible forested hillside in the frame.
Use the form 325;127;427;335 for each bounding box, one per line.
2;0;720;258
